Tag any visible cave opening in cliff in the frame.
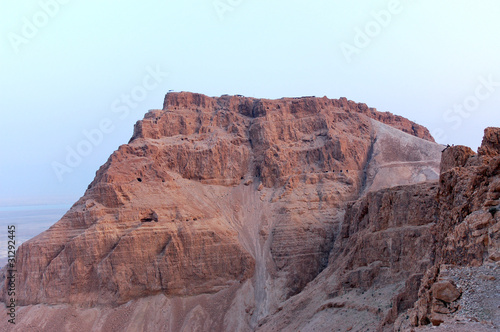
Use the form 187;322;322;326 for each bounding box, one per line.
141;211;159;222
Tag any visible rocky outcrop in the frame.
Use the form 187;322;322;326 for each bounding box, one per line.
440;145;476;173
159;93;435;143
397;127;500;330
255;182;439;332
0;92;445;331
478;127;500;157
258;127;500;332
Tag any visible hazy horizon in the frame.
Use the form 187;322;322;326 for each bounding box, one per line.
2;0;500;206
0;204;69;265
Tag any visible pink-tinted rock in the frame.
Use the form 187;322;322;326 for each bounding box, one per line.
431;280;461;303
0;92;448;331
440;145;476;173
478;127;500;157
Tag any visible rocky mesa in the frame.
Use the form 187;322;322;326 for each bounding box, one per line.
1;92;497;332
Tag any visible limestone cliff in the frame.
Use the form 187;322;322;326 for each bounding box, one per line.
0;92;452;332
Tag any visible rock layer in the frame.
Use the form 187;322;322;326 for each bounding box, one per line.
255;181;439;332
0;92;447;331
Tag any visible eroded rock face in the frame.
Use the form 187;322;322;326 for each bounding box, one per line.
255;182;439;332
398;128;500;330
440;145;476;173
364;120;441;193
431;280;461;303
0;92;444;331
478;127;500;157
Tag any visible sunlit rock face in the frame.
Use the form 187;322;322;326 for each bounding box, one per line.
1;92;450;332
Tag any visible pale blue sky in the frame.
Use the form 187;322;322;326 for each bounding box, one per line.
1;0;499;206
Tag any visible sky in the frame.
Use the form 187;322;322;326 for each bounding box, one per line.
1;0;500;207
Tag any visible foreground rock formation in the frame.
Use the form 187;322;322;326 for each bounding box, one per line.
395;129;500;331
0;92;497;331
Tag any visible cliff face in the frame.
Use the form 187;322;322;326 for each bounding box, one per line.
0;92;448;331
256;129;500;332
399;129;500;330
256;182;439;332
